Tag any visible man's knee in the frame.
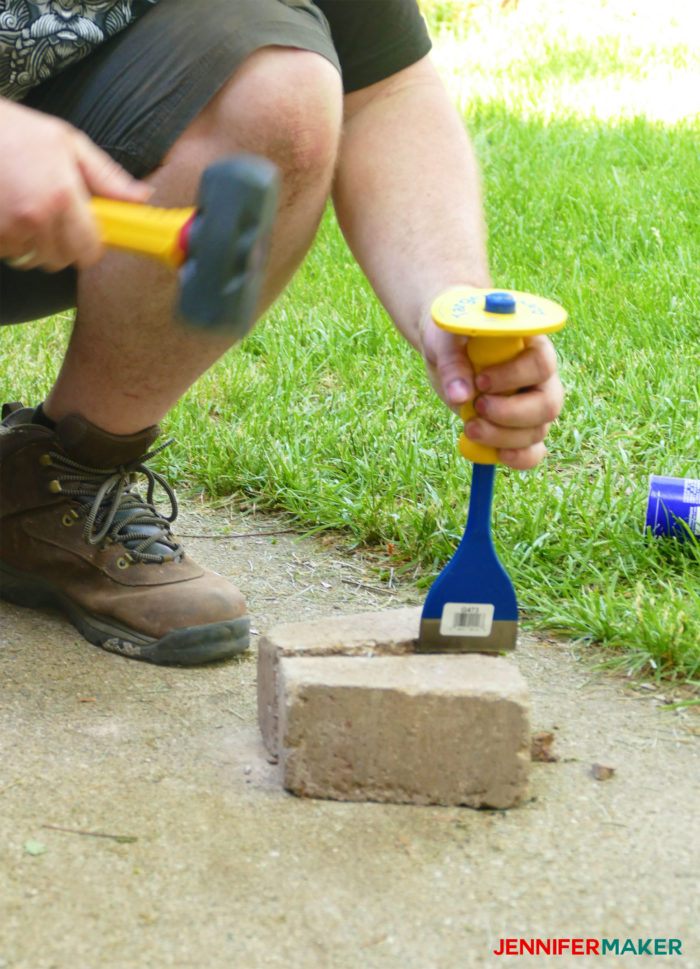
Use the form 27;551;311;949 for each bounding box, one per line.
199;47;343;182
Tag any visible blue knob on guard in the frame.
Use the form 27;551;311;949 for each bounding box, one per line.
484;291;517;315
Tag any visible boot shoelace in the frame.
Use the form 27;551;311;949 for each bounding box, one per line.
46;440;184;564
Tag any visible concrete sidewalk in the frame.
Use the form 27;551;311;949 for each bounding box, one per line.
1;507;698;969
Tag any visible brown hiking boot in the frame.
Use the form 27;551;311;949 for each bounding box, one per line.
0;403;248;664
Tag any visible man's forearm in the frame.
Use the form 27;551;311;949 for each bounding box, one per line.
332;56;491;350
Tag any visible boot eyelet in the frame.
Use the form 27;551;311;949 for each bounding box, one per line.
40;454;53;467
61;513;75;527
49;480;63;494
116;556;130;570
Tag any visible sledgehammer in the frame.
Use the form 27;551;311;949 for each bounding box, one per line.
90;153;279;336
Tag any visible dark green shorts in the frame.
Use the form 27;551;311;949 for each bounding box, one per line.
1;0;340;325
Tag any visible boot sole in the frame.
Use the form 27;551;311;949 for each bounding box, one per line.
0;559;249;665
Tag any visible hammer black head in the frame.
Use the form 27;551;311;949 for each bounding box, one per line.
178;154;279;336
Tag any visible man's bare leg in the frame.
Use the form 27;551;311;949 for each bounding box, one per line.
44;47;343;433
0;48;343;665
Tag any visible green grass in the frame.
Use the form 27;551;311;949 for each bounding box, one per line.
2;1;699;681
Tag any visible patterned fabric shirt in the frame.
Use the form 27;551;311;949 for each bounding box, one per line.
0;0;159;101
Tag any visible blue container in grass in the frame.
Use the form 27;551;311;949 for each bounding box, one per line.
645;475;700;541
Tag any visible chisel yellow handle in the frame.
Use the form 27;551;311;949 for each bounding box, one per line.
431;287;567;465
89;197;195;269
458;334;524;464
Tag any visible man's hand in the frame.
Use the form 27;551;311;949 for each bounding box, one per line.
421;316;564;471
0;99;151;272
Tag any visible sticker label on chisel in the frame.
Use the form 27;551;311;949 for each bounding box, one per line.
439;603;494;637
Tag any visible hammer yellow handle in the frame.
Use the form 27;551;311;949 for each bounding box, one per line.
89;198;195;269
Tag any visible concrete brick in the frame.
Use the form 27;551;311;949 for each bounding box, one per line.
257;607;530;808
257;606;418;755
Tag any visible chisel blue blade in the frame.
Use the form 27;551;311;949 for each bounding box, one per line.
416;463;517;652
